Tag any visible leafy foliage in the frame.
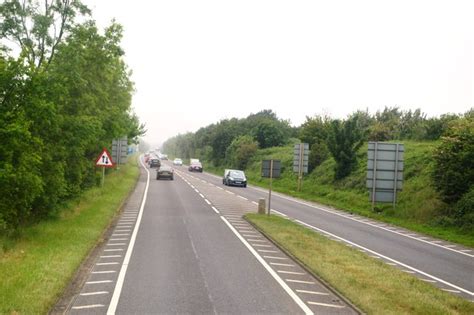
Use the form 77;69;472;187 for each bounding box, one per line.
327;117;365;180
0;4;144;233
432;117;474;204
225;135;258;169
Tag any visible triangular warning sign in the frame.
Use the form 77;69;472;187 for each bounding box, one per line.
95;148;115;167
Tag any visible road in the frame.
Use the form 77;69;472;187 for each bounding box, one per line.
173;162;474;301
67;158;358;314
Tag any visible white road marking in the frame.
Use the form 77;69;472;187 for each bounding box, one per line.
199;193;205;198
252;244;272;247
286;279;315;284
443;289;461;293
220;216;313;314
107;243;126;246
258;249;279;253
271;210;288;217
247;239;266;242
307;301;345;308
104;249;124;252
238;196;248;200
226;190;234;195
460;249;472;252
402;270;416;274
371;255;381;259
100;255;121;258
108;156;150;315
295;219;474;296
97;262;119;266
296;290;329;296
110;238;128;241
115;229;131;232
386;262;397;266
86;280;113;284
278;270;306;275
243;234;258;237
445;245;457;248
248;187;473;257
271;262;296;267
112;233;130;236
204;199;211;205
80;291;109;296
72;304;104;310
92;270;116;274
421;279;437;283
264;256;288;260
211;206;220;214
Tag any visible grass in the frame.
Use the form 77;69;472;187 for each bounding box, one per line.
246;213;474;315
0;155;140;314
203;141;474;247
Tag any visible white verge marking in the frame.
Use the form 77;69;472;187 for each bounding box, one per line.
72;304;104;310
258;249;278;253
92;270;116;274
107;243;126;246
247;239;266;242
295;219;474;297
296;290;329;296
421;279;437;283
104;249;123;252
252;201;258;205
80;291;109;296
271;262;295;267
221;216;313;315
264;256;288;260
443;289;461;293
238;195;248;200
100;255;121;258
252;244;272;248
278;270;306;275
286;279;315;284
107;156;150;315
110;238;127;241
271;210;288;217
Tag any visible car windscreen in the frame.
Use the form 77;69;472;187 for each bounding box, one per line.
230;171;244;177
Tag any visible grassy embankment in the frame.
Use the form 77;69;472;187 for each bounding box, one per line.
205;141;474;247
0;155;140;314
246;214;474;315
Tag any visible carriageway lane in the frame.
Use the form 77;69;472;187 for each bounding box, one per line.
115;166;306;314
177;164;474;300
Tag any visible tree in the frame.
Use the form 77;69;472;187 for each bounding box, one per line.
299;115;330;171
327;116;365;180
0;0;90;69
225;135;258;169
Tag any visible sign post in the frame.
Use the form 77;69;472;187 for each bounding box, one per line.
366;142;404;210
112;136;128;169
95;148;115;187
293;143;309;191
261;159;281;215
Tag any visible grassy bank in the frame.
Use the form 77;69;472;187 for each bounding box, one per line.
0;156;140;314
202;141;473;247
246;214;474;315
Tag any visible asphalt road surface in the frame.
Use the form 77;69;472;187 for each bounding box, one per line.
172;162;474;302
67;158;359;314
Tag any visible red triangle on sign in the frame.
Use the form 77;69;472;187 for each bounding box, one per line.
95;148;115;167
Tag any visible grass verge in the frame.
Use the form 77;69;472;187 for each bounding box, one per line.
0;155;140;314
246;213;474;315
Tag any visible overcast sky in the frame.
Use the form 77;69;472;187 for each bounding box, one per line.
84;0;473;146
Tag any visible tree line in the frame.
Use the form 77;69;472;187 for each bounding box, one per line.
163;107;473;229
0;0;144;233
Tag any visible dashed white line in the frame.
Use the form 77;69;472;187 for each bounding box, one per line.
238;196;248;200
211;206;220;214
199;193;205;198
204;199;211;205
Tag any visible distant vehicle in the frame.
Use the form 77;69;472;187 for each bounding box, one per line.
173;158;183;166
161;154;168;160
188;161;203;172
149;158;161;168
223;169;247;187
156;165;174;180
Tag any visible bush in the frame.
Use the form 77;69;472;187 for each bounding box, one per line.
432;118;474;203
453;187;474;230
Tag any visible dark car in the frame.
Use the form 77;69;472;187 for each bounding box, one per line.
156;165;174;180
223;169;247;187
149;158;161;168
188;161;203;172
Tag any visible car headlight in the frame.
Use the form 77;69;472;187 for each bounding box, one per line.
229;177;234;181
